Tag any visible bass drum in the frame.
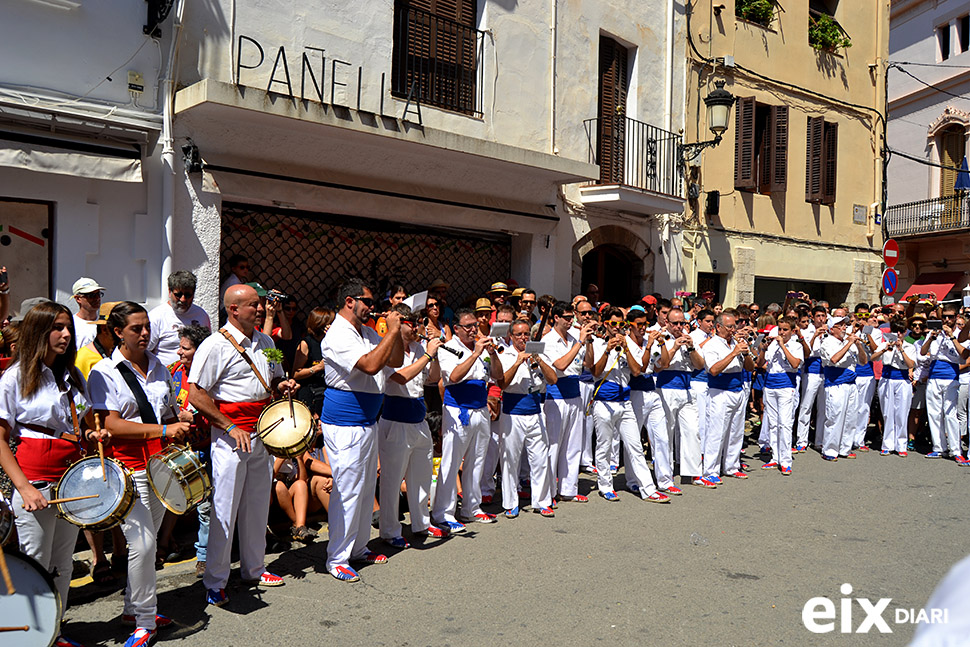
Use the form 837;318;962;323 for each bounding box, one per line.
55;456;135;531
0;549;61;647
256;399;314;458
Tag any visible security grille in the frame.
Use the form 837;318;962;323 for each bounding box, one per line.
220;203;512;311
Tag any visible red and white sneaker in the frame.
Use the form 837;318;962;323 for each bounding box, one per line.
121;614;173;628
122;628;156;647
244;572;285;587
557;494;589;503
417;525;449;538
727;470;749;479
357;551;388;565
661;486;683;495
461;512;497;524
55;637;85;647
691;477;717;489
645;492;671;504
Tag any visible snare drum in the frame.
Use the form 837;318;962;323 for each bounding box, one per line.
147;445;212;515
54;456;135;531
256;399;314;458
0;496;14;546
0;549;61;647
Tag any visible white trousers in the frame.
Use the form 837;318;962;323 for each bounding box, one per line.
432;405;489;523
500;413;553;510
579;381;594;468
203;432;272;591
704;388;747;478
119;470;165;630
378;418;433;538
12;483;78;615
796;372;826;447
763;387;797;469
822;382;857;458
958;383;968;439
854;376;877;447
879;378;912;453
591;400;657;496
691;380;709;457
480;417;501;498
323;423;378;571
926;378;960;454
659;388;703;477
630;390;673;489
543;396;584;497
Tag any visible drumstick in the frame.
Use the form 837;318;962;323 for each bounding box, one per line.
0;543;13;594
0;626;28;632
288;390;295;423
22;494;100;507
95;413;106;482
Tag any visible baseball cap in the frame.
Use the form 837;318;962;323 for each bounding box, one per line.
488;282;510;294
641;295;658;306
12;297;53;322
245;282;268;298
93;301;122;325
475;298;492;312
72;278;104;296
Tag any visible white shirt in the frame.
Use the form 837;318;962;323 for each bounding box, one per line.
0;363;90;440
189;321;284;402
820;335;863;369
540;328;585;378
147;302;212;366
383;341;429;399
320;314;385;394
923;333;965;365
879;339;917;370
439;338;490;386
88;348;178;424
763;338;805;373
703;335;743;374
591;338;630;387
73;313;97;350
664;334;699;372
498;350;545;395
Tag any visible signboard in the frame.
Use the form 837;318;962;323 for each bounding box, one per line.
883;239;899;268
882;268;898;296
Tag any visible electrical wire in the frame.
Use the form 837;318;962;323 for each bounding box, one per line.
889;64;970;102
890;60;970;69
887;147;966;172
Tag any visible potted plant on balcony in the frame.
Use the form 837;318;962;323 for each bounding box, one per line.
736;0;775;27
808;12;851;52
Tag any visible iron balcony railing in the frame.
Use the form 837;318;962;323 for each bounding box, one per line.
584;116;683;198
884;194;970;237
391;5;484;116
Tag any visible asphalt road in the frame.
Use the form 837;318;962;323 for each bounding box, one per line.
61;440;969;647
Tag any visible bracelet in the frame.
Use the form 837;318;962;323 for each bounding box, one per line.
423;352;434;362
225;424;238;434
0;289;8;295
162;424;167;439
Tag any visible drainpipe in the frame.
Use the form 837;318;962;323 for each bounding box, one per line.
550;0;558;154
159;0;186;299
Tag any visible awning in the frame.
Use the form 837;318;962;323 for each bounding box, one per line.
900;271;965;301
0;134;142;183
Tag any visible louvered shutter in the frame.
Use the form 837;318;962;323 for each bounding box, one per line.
734;96;756;189
597;38;628;184
769;105;788;192
940;129;964;197
821;121;838;205
805;116;824;202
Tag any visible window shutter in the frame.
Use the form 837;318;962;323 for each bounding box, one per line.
821;121;838;205
597;37;627;184
940;128;964;197
805;116;823;202
769;105;788;192
734;96;756;189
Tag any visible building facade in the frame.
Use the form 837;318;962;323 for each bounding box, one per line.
682;0;888;308
886;0;970;301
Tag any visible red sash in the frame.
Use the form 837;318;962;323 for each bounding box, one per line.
17;436;84;482
107;437;163;472
216;398;271;434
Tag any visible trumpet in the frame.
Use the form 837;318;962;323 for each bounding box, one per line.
416;332;464;358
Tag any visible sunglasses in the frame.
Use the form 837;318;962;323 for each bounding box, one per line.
520;300;536;306
353;296;375;307
427;302;440;309
605;321;625;327
560;314;575;320
172;291;194;299
669;321;686;326
455;323;477;331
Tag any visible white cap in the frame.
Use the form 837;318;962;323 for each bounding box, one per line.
827;314;849;327
72;277;104;296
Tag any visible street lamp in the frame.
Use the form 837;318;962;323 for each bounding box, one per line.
680;80;736;163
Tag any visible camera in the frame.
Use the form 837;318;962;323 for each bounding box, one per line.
266;288;288;304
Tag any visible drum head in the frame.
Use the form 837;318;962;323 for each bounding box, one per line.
0;549;60;647
57;458;127;526
259;400;313;457
148;455;189;514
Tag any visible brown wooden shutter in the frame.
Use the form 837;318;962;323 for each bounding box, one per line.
769;105;788;192
734;96;756;189
597;37;628;184
940;128;964;197
805;116;824;202
821;121;838;205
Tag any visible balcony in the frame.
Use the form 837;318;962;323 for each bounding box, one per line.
580;116;684;216
884;194;970;238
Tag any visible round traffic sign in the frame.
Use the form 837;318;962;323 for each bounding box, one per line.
883;239;899;268
882;268;898;296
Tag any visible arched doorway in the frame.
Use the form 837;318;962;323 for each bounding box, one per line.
581;244;642;306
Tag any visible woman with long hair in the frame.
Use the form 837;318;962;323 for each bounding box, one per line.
88;302;190;647
293;307;335;416
0;300;105;647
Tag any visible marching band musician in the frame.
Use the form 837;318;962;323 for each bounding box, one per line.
819;310;868;461
757;317;804;476
481;304;515;505
687;309;715;471
0;301;103;647
318;278;402;582
588;307;669;504
498;320;558;517
795;306;829;453
573;299;598;474
870;319;916;456
919;305;969;459
378;303;449;548
88;301;191;647
188;284;296;601
432;307;504;531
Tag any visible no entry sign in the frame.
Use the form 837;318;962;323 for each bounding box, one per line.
883;239;899;268
882;268;898;296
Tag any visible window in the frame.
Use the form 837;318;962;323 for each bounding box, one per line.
734;97;788;194
391;0;481;115
596;36;630;184
939;126;965;197
939;24;951;61
961;15;970;54
805;116;838;205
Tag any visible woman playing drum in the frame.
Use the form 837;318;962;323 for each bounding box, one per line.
0;300;106;647
87;302;190;647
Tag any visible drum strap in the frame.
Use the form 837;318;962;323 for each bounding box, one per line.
116;364;159;425
218;329;272;394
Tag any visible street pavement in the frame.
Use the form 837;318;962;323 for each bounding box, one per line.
62;439;969;647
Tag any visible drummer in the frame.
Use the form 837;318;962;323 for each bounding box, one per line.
87;301;190;647
0;300;104;647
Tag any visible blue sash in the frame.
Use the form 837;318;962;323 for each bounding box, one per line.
443;380;488;425
656;370;692;390
764;372;797;389
579;369;595;383
547;375;581;400
381;395;426;424
692;369;709;383
321;388;384;426
752;372;766;390
882;365;910;380
855;362;875;378
823;366;856;387
709;372;744;392
805;356;823;375
928;360;960;381
629;375;656;392
502;392;541;415
594;380;631;402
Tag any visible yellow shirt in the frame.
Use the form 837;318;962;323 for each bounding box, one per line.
75;345;104;379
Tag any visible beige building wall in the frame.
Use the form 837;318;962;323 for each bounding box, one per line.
682;0;889;307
